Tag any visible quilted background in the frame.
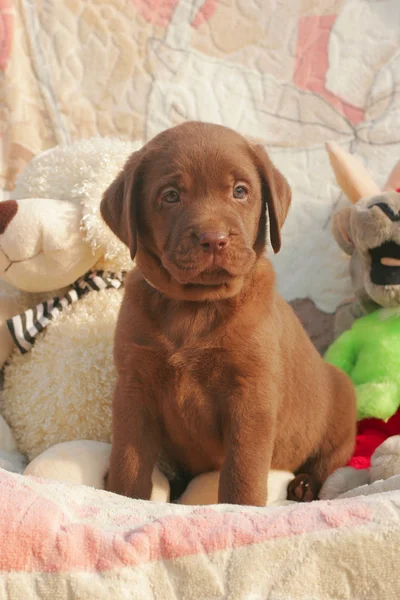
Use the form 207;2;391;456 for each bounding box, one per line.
1;0;400;316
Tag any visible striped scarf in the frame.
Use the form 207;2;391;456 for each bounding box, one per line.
7;270;126;355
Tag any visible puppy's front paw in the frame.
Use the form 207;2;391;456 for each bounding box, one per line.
287;473;320;502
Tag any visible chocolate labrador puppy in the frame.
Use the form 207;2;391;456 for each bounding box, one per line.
101;121;356;506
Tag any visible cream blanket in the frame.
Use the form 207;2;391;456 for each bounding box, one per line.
0;467;399;599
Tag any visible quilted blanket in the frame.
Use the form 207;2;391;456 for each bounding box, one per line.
2;0;400;317
2;1;400;598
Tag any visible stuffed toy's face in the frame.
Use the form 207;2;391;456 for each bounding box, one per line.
333;191;400;309
0;197;103;293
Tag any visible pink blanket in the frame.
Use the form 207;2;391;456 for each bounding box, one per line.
1;467;399;599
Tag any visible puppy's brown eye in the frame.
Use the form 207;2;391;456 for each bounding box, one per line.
233;185;248;200
162;190;180;204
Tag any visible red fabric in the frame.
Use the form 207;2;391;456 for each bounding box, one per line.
348;408;400;469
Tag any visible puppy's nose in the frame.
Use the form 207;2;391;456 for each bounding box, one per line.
0;200;18;234
199;231;230;252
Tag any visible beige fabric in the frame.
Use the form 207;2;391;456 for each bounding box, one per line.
0;467;399;599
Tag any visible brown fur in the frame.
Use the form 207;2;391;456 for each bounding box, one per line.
101;121;356;506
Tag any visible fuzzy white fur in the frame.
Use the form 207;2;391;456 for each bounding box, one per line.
2;289;122;457
0;138;138;461
11;137;138;274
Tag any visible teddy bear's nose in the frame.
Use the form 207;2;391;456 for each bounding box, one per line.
0;200;18;234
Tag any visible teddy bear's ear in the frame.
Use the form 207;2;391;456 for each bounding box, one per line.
100;150;143;260
332;206;355;256
383;160;400;193
326;141;380;203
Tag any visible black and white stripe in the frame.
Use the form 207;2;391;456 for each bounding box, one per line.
7;270;127;354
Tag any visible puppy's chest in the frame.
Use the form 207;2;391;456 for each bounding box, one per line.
157;315;239;427
170;345;238;394
160;344;237;470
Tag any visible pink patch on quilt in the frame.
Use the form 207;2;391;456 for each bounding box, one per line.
0;0;14;71
0;471;371;573
191;0;218;28
131;0;218;29
294;15;364;126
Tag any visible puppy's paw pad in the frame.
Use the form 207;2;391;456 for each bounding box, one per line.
287;473;319;502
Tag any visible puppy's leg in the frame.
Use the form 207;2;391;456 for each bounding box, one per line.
219;403;275;507
106;376;162;500
288;370;356;503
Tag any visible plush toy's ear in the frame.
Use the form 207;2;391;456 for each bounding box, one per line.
326;141;380;203
251;144;292;253
332;206;355;255
383;160;400;192
100;150;144;260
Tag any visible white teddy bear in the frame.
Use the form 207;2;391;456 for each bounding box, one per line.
0;138;136;460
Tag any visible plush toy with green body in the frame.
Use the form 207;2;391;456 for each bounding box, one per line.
319;143;400;501
325;307;400;422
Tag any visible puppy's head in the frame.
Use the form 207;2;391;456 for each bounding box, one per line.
101;122;291;300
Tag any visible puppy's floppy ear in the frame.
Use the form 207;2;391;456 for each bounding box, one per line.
100;150;144;260
332;206;355;255
251;144;291;253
